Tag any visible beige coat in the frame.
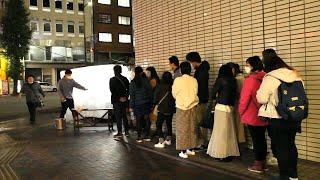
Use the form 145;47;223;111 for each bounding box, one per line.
257;68;302;119
172;74;199;110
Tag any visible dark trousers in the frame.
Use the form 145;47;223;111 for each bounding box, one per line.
156;113;173;139
27;102;37;122
268;119;299;179
267;125;277;158
60;98;74;118
248;125;267;161
113;102;129;133
136;115;150;138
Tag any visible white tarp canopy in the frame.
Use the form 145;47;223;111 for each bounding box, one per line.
59;64;131;122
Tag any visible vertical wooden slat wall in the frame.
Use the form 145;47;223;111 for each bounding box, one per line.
133;0;320;162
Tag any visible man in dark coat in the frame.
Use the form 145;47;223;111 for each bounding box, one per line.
109;65;130;137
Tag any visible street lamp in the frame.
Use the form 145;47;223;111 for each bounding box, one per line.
83;0;93;64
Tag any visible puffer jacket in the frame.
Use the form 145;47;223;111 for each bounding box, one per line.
129;77;153;108
20;82;45;103
239;71;268;126
256;68;303;119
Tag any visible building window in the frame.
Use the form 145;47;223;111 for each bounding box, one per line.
55;0;62;10
43;0;50;8
30;0;37;6
118;16;130;25
119;34;131;43
43;21;51;32
67;1;74;11
68;22;74;33
99;33;112;42
98;0;111;5
98;14;111;24
118;0;130;7
30;21;39;32
78;3;84;12
79;23;84;34
56;21;63;33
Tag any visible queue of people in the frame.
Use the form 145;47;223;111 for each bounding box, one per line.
19;48;307;180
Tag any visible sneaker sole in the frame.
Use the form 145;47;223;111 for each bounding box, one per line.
248;168;264;174
179;155;188;159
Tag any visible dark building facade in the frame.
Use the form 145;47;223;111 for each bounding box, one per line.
93;0;134;64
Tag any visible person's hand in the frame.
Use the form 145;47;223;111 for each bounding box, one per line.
18;94;22;100
61;97;66;102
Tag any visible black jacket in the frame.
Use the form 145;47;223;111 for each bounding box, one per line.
109;74;130;104
153;81;176;115
129;77;153;108
211;77;237;106
194;62;209;104
20;82;45;103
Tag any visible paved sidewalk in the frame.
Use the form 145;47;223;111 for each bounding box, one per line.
1;115;319;180
0;92;60;121
0;115;240;180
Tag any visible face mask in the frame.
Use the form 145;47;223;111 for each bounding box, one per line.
244;66;252;74
145;71;151;78
130;71;135;80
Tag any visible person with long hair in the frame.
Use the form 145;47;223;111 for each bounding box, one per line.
146;66;160;89
154;72;176;148
129;66;153;142
239;56;268;173
257;49;305;180
207;64;240;162
172;62;199;159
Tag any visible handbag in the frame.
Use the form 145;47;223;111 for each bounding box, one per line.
152;92;169;116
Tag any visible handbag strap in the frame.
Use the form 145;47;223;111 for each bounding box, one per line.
115;76;128;91
158;92;169;106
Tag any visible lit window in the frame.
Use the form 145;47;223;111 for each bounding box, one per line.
67;1;74;11
30;21;39;32
43;0;50;8
68;22;74;33
44;21;51;32
98;14;111;24
30;0;37;6
79;23;84;34
98;0;111;5
118;0;130;7
56;21;63;33
55;0;62;9
119;34;131;43
99;33;112;42
118;16;130;25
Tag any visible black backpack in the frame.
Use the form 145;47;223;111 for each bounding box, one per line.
275;78;309;122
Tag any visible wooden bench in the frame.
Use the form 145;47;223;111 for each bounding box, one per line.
71;108;114;132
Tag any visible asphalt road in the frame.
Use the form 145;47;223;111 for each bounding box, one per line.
0;92;60;121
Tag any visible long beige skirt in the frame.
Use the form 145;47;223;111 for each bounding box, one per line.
175;107;198;150
207;109;240;158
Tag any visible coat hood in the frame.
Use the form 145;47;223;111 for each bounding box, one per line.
267;68;301;83
250;71;266;81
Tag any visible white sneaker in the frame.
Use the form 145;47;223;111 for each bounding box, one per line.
164;140;171;146
154;142;165;148
186;149;196;156
289;178;298;180
179;152;188;159
267;157;278;166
